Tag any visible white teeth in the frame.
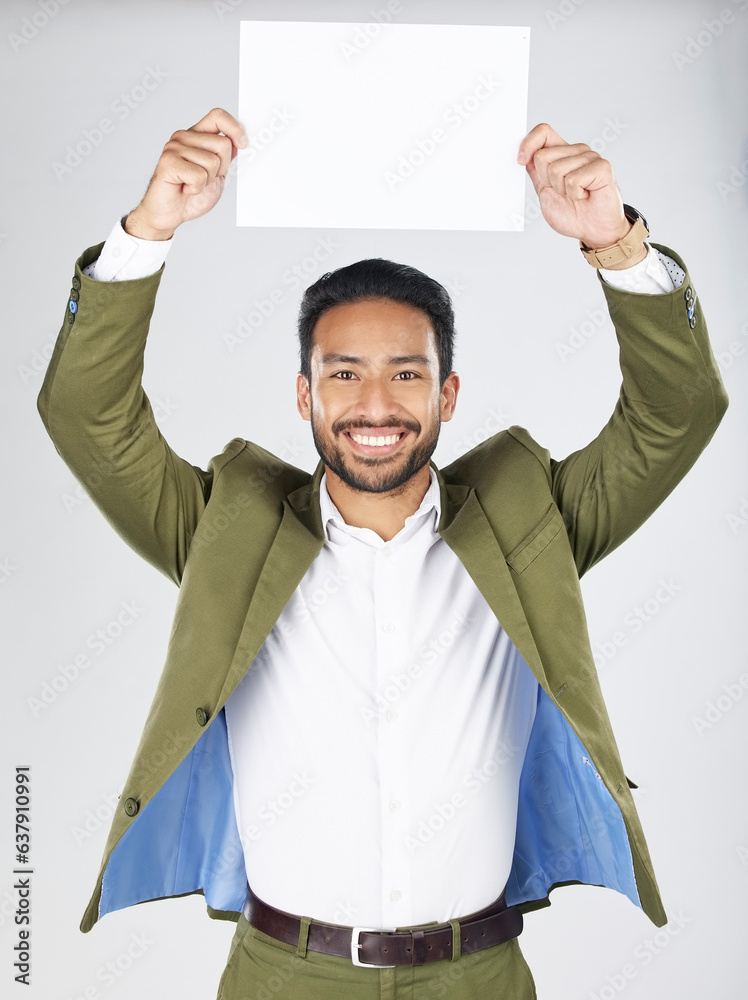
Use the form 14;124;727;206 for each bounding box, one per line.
350;433;401;447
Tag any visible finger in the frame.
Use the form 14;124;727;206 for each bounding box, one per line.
517;122;567;164
560;158;615;204
162;140;225;187
558;161;621;208
168;129;235;178
542;150;609;199
154;153;215;198
533;140;591;161
525;145;592;199
190;107;247;151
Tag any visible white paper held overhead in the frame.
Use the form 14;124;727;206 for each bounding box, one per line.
236;21;530;231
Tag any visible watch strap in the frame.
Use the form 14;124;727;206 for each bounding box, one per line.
579;207;650;268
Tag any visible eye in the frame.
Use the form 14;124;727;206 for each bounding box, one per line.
333;370;357;380
394;371;418;380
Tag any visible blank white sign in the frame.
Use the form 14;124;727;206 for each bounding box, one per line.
236;21;530;231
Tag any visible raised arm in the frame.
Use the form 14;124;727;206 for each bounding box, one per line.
515;124;728;575
37;109;248;584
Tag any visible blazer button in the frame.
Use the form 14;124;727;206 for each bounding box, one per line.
196;707;209;727
123;797;139;817
72;275;81;290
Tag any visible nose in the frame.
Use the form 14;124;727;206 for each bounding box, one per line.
353;376;400;422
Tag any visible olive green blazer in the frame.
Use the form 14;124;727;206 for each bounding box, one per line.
38;243;727;933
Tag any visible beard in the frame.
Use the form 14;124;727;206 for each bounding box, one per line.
310;410;441;495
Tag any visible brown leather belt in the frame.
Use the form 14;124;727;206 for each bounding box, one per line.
244;885;523;968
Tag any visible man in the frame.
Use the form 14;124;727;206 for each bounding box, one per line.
38;108;727;998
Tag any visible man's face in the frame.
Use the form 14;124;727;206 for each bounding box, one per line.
296;299;459;494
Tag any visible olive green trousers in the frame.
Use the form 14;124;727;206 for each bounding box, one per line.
217;913;536;1000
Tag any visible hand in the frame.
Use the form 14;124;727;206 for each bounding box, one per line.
125;108;247;241
517;123;630;249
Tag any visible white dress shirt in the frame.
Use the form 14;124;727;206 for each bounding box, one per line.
225;469;539;927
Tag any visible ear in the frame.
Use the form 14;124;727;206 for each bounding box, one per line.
439;371;460;423
296;373;312;421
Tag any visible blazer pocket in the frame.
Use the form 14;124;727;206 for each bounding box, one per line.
506;504;565;575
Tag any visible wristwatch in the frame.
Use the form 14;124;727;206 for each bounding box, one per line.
579;204;649;269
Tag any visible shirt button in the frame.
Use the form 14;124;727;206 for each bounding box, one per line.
388;800;401;812
381;622;395;633
386;709;398;723
390;890;402;902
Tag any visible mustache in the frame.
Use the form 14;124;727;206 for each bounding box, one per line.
332;417;421;435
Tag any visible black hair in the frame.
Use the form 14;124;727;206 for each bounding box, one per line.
297;258;455;385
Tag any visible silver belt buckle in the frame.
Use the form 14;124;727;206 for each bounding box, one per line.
351;926;396;968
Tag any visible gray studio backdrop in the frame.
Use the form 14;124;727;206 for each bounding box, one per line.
1;1;746;998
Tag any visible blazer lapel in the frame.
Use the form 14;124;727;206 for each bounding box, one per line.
436;468;546;687
217;463;326;708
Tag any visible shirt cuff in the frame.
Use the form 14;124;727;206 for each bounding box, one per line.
82;216;174;281
599;245;685;294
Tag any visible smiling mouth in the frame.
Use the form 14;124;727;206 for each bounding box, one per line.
348;432;404;447
343;429;409;454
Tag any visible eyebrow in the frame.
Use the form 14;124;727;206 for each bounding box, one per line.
320;353;432;367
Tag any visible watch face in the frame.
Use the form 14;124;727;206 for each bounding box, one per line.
623;203;649;233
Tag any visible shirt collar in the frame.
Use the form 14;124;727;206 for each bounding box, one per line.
319;467;441;543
